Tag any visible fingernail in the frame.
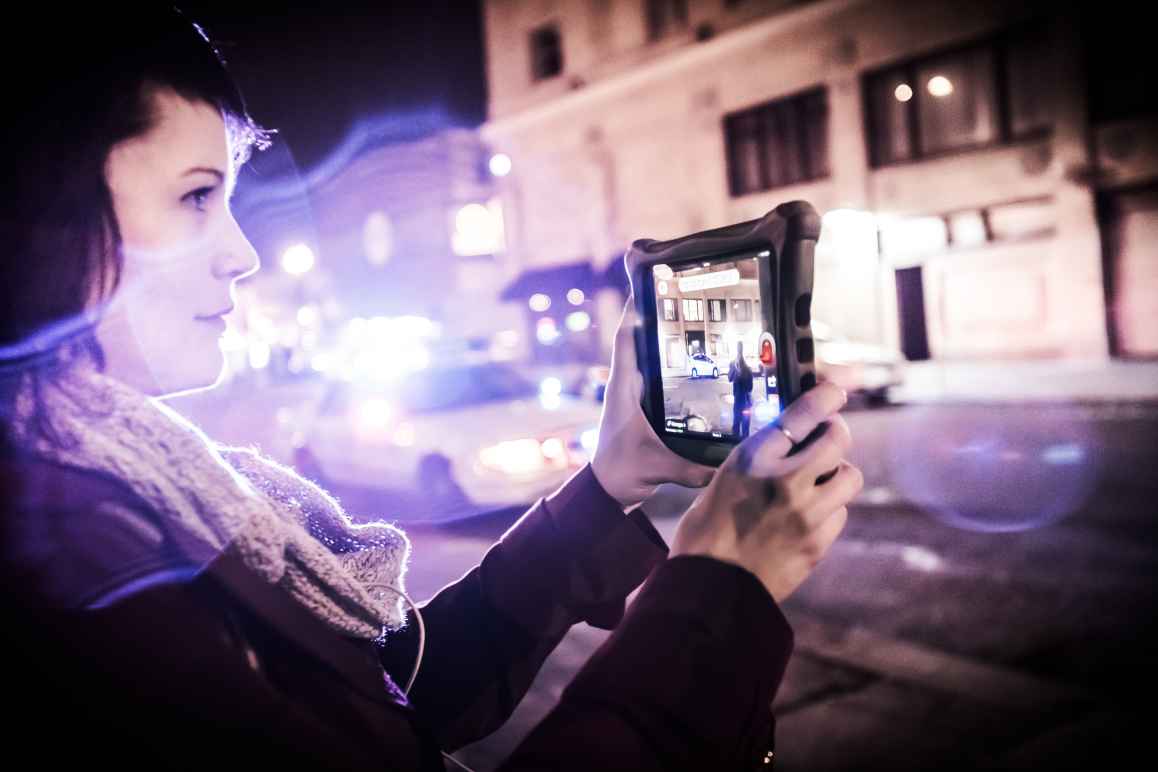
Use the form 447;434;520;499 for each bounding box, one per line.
841;388;848;405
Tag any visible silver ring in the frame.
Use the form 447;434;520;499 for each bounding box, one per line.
776;424;799;446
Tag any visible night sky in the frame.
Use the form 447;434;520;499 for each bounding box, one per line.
180;2;488;172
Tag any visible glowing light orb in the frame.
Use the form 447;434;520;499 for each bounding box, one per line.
888;406;1099;532
489;153;512;177
927;75;954;98
281;244;315;275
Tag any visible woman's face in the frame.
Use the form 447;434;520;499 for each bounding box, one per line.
95;88;259;396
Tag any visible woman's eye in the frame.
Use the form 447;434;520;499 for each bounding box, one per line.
183;186;216;211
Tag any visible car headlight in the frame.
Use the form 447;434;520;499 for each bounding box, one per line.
479;435;571;476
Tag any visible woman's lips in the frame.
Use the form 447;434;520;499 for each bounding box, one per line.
197;315;227;333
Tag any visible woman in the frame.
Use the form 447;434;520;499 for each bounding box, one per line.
729;341;756;438
0;8;862;770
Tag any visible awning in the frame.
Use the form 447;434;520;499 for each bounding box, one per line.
499;254;633;303
499;261;596;302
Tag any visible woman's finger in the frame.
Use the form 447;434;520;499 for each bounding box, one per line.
744;410;850;480
805;461;864;527
777;383;847;454
734;383;847;473
778;414;852;487
806;505;849;565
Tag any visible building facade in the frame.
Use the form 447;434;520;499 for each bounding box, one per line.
480;0;1158;363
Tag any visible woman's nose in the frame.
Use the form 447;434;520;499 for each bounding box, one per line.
213;215;260;281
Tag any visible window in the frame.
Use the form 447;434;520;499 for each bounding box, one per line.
682;298;704;322
1005;25;1054;137
646;0;688;41
731;299;753;322
879;197;1054;260
724;88;829;196
530;24;563;81
865;25;1053;167
662;298;679;321
879;216;949;260
708;298;727;322
915;48;998;156
987;198;1053;241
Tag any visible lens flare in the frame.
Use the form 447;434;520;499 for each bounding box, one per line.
887;406;1100;532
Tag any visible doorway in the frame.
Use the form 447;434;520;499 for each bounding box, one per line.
895;266;931;361
685;330;706;357
1099;186;1158;358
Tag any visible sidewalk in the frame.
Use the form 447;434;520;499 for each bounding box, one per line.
892;358;1158;404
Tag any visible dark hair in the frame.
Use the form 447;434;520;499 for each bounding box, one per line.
0;7;270;449
733;342;752;378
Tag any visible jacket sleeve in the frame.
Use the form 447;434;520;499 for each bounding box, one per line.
376;464;668;749
498;555;794;771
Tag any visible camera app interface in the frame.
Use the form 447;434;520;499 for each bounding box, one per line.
653;253;780;440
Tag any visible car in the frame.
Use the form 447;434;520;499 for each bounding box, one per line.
687;353;720;379
813;321;905;405
289;361;602;519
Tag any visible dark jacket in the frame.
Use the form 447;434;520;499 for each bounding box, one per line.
730;360;755;406
0;450;793;770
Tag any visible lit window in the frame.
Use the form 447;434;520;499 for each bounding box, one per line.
879;216;949;259
865;24;1052;167
948;210;988;248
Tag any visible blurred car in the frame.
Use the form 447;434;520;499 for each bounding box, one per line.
291;361;601;518
687;352;720;379
813;320;905;404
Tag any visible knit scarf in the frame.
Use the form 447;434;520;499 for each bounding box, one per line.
10;361;410;640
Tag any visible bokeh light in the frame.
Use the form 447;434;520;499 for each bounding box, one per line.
489;152;512;177
281;243;316;275
536;317;560;344
565;311;591;332
927;75;954;98
888;406;1100;532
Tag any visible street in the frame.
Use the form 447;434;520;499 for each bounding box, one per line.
398;401;1158;770
663;371;778;436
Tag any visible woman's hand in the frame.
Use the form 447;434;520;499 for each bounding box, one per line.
671;382;862;603
590;298;715;509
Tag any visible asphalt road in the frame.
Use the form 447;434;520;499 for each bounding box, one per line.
402;401;1158;770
